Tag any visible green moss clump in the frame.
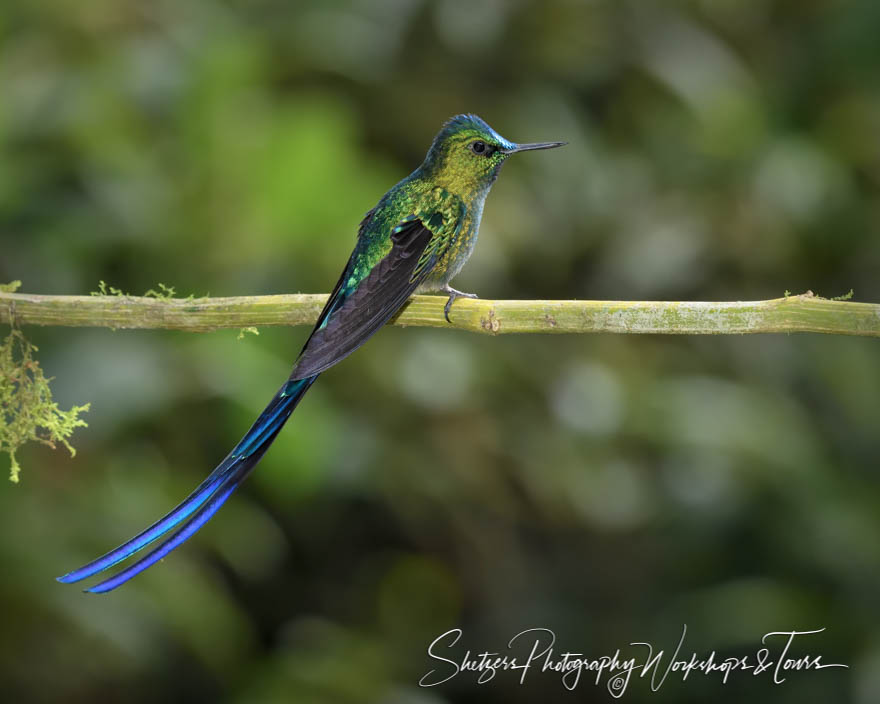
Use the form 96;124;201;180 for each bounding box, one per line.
91;280;196;302
0;324;90;482
90;280;128;297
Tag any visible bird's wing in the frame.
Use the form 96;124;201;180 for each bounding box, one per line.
290;207;460;380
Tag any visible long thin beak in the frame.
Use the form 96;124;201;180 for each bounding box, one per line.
503;141;567;154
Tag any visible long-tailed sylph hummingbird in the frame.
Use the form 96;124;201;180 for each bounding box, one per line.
58;114;565;592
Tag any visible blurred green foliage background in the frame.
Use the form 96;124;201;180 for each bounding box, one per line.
2;0;879;702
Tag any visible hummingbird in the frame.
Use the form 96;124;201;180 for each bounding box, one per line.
58;114;565;593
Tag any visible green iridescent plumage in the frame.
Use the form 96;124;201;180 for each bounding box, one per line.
308;114;565;324
57;114;564;592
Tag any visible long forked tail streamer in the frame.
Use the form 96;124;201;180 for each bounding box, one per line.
86;439;260;593
57;375;317;592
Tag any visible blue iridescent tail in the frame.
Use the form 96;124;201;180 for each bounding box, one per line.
57;375;317;593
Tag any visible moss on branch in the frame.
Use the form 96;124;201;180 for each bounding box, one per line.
0;322;89;482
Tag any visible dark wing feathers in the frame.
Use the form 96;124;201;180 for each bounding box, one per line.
304;207;378;340
290;218;438;380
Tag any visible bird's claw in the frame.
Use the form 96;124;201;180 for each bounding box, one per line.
442;286;479;323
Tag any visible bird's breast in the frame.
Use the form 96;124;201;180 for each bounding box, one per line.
427;198;484;288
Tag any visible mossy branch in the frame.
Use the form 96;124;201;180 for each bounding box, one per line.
2;285;877;480
1;290;879;337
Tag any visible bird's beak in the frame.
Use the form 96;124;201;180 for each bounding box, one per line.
502;141;567;154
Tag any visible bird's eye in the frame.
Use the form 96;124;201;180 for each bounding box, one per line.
469;140;489;155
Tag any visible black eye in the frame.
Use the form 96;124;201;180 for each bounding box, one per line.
469;140;489;155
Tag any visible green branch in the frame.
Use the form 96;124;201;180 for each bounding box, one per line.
2;290;879;337
2;285;877;480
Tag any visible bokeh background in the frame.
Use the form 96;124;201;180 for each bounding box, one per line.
2;1;879;702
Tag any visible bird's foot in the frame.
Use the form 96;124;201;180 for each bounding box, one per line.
442;285;479;323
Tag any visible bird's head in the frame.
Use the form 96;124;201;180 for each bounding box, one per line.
421;114;565;198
